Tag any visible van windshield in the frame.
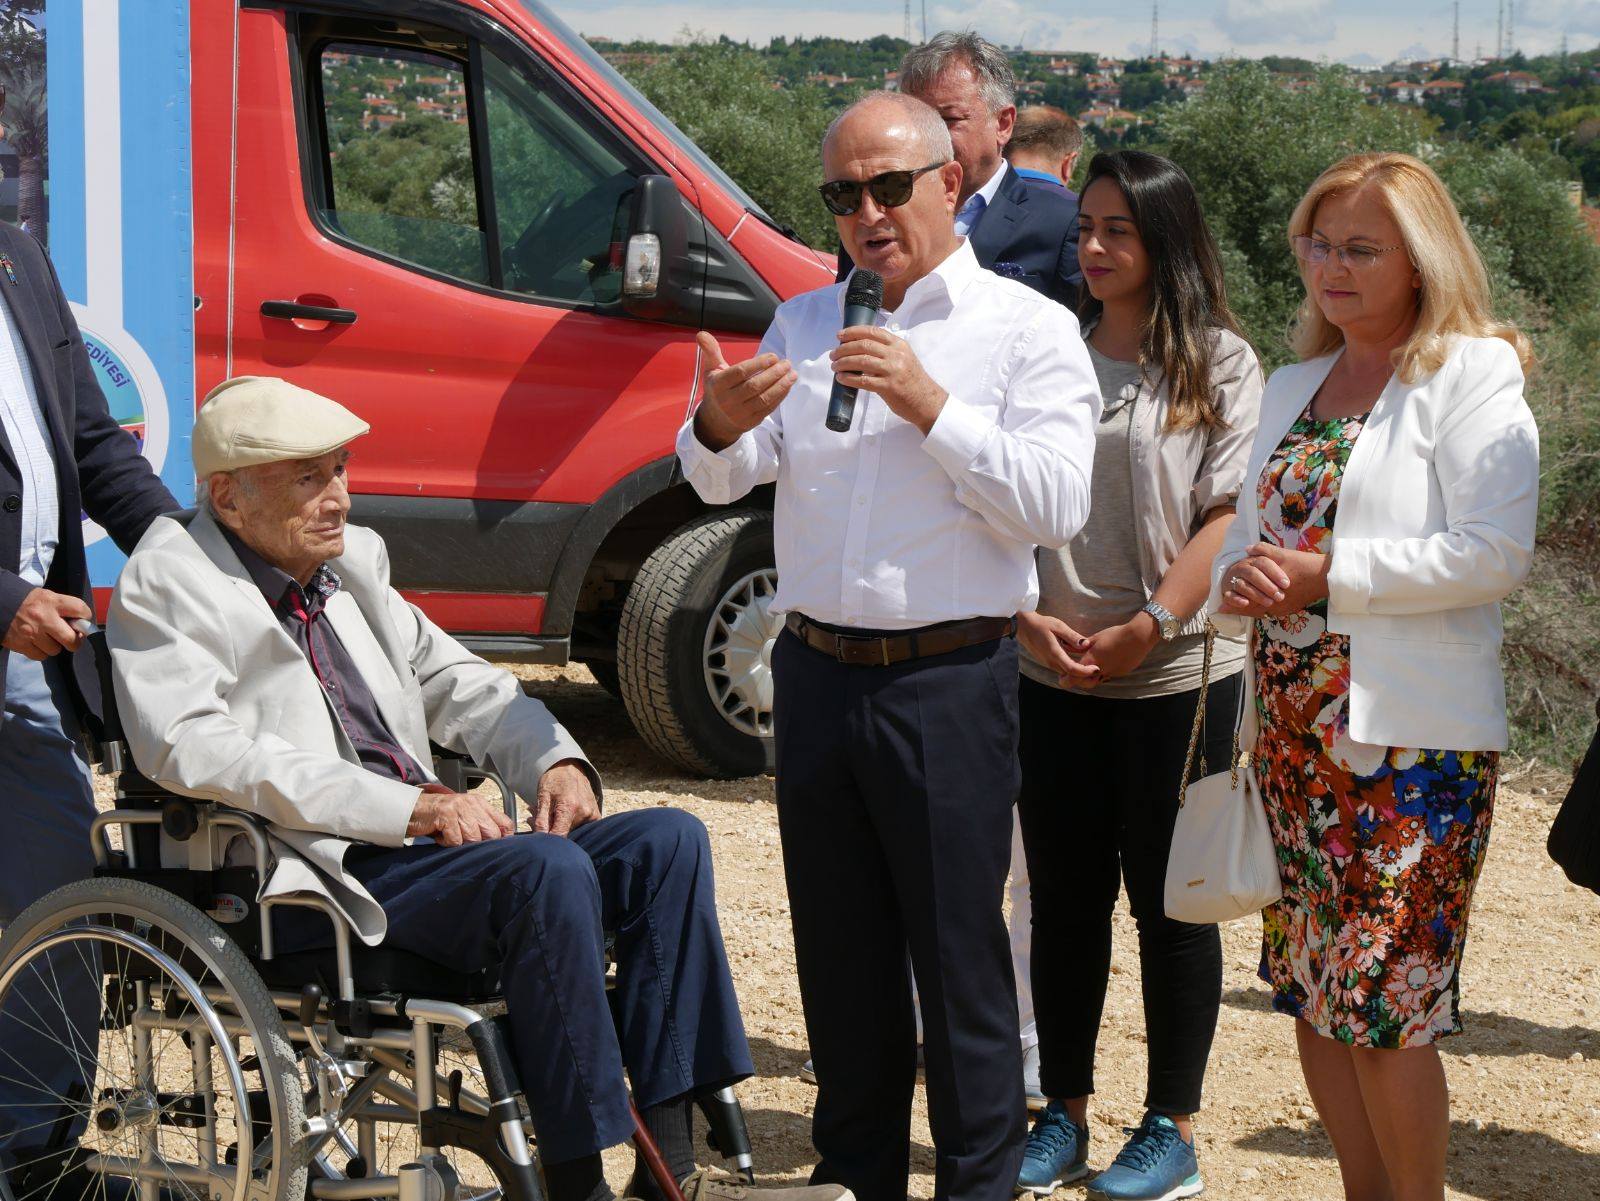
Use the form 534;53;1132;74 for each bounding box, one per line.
509;0;775;225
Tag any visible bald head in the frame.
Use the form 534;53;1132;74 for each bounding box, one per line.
823;92;953;168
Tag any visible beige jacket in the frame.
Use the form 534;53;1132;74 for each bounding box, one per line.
1072;323;1264;636
107;507;597;944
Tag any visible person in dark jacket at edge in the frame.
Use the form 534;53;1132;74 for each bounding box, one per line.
0;222;177;1199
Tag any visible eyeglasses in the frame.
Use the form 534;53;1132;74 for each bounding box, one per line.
818;163;947;216
1292;235;1406;270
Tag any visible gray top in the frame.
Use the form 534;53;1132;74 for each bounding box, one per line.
1021;343;1243;698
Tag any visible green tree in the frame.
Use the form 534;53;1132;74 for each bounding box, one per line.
626;40;840;248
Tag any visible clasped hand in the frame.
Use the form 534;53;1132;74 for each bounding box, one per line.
406;759;598;846
1016;611;1159;691
1216;542;1330;618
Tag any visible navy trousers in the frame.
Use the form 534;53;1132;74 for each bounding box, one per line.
284;808;752;1164
0;655;100;1162
773;628;1026;1201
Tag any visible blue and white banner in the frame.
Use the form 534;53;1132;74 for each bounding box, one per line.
47;0;194;586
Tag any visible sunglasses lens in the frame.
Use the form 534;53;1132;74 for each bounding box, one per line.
868;171;917;209
820;181;861;216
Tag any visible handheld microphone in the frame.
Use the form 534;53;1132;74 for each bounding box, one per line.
826;270;884;433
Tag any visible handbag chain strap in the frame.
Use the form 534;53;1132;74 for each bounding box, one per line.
1176;623;1245;808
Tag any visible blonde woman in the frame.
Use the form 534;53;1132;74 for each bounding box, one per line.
1210;152;1539;1201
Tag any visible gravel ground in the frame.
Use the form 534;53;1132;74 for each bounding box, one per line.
508;663;1600;1201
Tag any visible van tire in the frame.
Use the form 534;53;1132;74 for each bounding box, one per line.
618;510;777;778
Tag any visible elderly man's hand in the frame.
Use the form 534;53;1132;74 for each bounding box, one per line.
692;332;798;452
829;327;947;434
4;588;91;660
530;759;600;837
407;785;514;847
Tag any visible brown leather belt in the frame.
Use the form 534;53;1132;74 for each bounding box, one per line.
784;612;1016;667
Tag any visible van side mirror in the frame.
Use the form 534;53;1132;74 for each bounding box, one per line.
621;175;697;324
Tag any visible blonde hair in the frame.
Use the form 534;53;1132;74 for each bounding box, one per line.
1287;152;1531;380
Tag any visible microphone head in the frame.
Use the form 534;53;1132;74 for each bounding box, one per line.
845;269;884;312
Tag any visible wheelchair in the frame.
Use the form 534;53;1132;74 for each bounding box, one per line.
0;635;754;1201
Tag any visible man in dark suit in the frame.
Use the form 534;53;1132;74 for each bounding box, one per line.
837;31;1080;303
0;221;177;1182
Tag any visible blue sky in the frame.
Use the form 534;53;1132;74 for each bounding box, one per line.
547;1;1600;66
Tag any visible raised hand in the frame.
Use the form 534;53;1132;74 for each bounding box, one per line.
692;331;798;451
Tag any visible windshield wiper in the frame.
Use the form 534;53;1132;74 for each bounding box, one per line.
747;206;809;247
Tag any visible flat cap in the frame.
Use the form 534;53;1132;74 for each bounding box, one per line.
194;376;371;476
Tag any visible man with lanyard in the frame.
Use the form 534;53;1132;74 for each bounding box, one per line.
677;93;1100;1201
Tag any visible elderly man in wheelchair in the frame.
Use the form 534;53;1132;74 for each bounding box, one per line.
0;378;845;1201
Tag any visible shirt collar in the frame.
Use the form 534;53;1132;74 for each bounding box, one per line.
1011;166;1065;189
966;161;1008;211
837;237;981;323
221;526;343;615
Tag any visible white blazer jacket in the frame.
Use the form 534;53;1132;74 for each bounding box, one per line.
107;507;597;945
1209;334;1539;752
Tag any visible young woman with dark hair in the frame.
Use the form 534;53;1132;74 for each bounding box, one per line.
1013;150;1263;1201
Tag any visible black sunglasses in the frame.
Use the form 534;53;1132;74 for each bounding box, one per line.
818;163;947;216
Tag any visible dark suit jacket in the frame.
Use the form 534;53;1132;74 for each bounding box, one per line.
0;223;176;699
837;164;1082;306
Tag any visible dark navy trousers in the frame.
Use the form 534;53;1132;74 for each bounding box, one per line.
773;628;1027;1201
287;808;752;1164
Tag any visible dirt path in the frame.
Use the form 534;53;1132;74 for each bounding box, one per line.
512;664;1600;1201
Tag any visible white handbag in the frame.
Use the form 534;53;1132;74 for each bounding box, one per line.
1163;628;1283;925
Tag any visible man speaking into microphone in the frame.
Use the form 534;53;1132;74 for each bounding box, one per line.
676;92;1099;1201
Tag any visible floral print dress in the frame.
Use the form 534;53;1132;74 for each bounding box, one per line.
1252;407;1497;1049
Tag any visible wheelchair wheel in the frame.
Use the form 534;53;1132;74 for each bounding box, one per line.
0;877;307;1201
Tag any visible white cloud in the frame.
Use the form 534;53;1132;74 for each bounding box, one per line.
1212;0;1336;46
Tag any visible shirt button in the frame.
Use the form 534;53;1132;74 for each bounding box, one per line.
854;497;867;507
2;494;18;513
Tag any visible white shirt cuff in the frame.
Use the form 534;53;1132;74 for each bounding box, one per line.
675;417;746;497
921;394;993;477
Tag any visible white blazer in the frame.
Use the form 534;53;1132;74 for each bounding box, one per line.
107;507;596;945
1209;334;1539;752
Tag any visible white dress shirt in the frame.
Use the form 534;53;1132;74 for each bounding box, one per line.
676;240;1100;630
0;296;57;587
954;162;1008;239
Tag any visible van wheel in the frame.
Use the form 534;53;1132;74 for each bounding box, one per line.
618;510;778;778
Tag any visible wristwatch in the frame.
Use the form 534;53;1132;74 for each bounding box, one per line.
1141;600;1181;642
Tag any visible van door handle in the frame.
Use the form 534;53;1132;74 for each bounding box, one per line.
260;300;357;325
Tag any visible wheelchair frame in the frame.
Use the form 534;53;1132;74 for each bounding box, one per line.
0;636;753;1201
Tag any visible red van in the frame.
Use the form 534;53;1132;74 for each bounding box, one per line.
189;0;834;776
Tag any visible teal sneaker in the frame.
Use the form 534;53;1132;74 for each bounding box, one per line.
1015;1101;1090;1194
1086;1114;1201;1201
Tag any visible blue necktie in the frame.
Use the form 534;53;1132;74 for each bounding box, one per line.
955;192;987;238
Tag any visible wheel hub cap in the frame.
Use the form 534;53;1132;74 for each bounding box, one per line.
703;569;782;739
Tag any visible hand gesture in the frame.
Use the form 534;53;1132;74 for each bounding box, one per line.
829;326;948;433
1016;611;1101;689
1217;542;1330;618
407;784;515;847
530;760;600;837
692;332;797;452
4;588;91;660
